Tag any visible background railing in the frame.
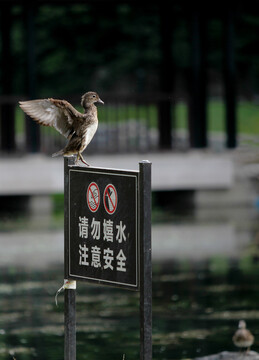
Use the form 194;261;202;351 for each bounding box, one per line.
1;93;189;155
41;95;160;155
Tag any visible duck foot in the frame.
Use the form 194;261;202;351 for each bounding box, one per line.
79;154;90;166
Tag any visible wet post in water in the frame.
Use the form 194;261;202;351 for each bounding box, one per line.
139;161;152;360
64;157;77;360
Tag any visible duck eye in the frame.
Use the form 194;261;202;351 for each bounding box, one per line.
92;95;96;97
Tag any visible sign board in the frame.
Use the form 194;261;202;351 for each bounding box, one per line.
64;159;152;360
66;166;139;290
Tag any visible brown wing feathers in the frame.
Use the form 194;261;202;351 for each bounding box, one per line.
19;92;103;165
19;99;76;139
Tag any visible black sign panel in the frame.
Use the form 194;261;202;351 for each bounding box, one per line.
67;167;139;290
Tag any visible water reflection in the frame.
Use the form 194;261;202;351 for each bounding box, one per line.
1;197;259;360
1;256;259;360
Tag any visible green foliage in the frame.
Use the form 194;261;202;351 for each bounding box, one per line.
33;3;161;95
238;101;259;134
18;99;259;134
15;100;259;137
2;3;259;98
51;193;64;215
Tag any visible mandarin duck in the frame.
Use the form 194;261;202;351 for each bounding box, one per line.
19;91;104;166
232;320;254;352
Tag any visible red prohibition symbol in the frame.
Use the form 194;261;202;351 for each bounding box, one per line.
103;184;118;215
87;182;100;213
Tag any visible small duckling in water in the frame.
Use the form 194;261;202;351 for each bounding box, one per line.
232;320;254;352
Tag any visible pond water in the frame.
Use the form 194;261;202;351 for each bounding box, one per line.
1;195;259;360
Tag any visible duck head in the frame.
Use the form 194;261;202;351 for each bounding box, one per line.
81;91;104;108
238;320;247;329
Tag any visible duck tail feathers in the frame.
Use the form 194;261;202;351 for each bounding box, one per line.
52;149;64;158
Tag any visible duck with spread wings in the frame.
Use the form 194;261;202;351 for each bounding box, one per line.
19;91;104;166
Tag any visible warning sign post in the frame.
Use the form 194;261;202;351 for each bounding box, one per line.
64;157;152;360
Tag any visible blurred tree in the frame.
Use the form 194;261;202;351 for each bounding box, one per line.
35;3;162;96
1;1;259;99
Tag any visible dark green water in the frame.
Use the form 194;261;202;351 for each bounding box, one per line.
1;257;259;360
1;193;259;360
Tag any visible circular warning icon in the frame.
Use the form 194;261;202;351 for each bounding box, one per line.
87;182;100;213
103;184;118;215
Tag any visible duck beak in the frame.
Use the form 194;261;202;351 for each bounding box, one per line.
97;98;104;105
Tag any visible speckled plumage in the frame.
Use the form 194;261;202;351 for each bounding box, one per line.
19;91;104;165
233;320;254;352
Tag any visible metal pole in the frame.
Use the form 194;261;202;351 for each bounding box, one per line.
189;7;207;148
223;7;237;148
158;4;173;150
139;160;152;360
24;4;40;152
64;289;76;360
64;157;77;360
0;3;16;152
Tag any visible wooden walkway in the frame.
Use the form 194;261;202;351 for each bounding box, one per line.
0;151;233;195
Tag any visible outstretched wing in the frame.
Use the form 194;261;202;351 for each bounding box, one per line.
19;99;81;139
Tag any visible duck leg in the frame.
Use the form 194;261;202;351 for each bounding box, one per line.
75;153;80;165
79;153;90;166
